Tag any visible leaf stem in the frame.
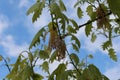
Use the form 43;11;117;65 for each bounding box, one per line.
66;50;81;77
54;14;62;39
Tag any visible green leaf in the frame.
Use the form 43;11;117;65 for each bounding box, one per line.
71;34;81;48
32;9;40;23
61;13;69;23
50;3;62;18
59;15;67;33
88;64;101;74
82;64;103;80
88;54;93;59
21;65;32;80
85;23;92;36
6;56;22;79
74;1;81;8
87;64;102;79
27;1;45;22
39;50;49;60
108;48;117;61
70;19;79;30
86;5;93;17
67;25;77;33
29;28;45;49
91;33;97;43
40;61;49;73
77;7;83;18
51;63;66;80
107;0;120;19
27;2;40;15
0;55;2;61
70;53;79;65
59;0;66;11
32;1;45;22
61;70;73;80
91;12;97;20
34;49;39;58
49;50;57;63
59;14;69;33
72;43;79;52
89;0;95;3
114;27;120;34
33;73;44;80
7;62;33;80
28;52;33;64
102;40;112;50
102;75;109;80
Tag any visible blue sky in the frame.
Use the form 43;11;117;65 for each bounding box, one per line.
0;0;120;80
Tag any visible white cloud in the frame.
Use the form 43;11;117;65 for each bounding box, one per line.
112;38;120;54
104;64;120;80
65;0;77;18
33;10;51;30
83;35;107;53
73;26;105;54
0;14;9;35
49;56;74;73
0;35;28;57
18;0;30;8
81;33;120;55
64;0;106;54
77;28;120;55
26;8;50;34
49;60;61;73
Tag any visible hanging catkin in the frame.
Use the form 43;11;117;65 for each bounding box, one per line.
48;22;66;61
96;4;110;29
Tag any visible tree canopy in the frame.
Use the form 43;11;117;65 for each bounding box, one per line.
1;0;120;80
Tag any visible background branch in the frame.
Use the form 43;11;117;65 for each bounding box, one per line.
78;11;112;28
0;55;11;72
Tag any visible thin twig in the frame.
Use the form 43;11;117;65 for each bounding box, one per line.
97;31;108;38
55;14;62;39
62;11;112;38
112;34;120;38
66;50;81;77
86;1;97;9
96;0;101;5
32;57;39;67
0;55;11;72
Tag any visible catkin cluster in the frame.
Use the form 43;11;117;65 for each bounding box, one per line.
48;24;66;61
96;4;110;29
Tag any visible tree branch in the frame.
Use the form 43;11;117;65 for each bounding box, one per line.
62;11;112;39
32;57;39;67
0;55;11;72
78;11;112;28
